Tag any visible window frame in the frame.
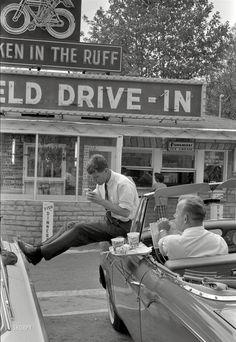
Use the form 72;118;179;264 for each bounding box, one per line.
122;148;154;188
203;150;228;182
161;150;196;185
23;143;67;181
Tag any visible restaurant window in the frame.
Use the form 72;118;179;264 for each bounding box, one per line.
23;135;78;196
0;133;35;194
204;151;225;183
162;153;194;169
24;143;66;195
122;149;153;187
1;133;119;199
161;151;196;186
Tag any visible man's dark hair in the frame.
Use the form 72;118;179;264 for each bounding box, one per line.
154;173;164;183
86;154;108;174
179;195;206;221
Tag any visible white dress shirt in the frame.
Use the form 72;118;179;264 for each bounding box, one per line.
96;171;139;222
158;226;228;260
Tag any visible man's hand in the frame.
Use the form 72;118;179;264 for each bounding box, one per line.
87;189;130;218
86;190;103;204
157;218;171;232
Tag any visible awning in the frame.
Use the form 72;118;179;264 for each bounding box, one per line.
1;116;236;141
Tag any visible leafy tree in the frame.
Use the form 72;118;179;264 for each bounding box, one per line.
206;24;236;119
83;0;232;79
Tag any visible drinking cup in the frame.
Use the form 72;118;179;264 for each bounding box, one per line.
127;232;139;249
111;237;125;252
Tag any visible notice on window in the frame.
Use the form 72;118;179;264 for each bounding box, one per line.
168;142;194;152
42;202;54;242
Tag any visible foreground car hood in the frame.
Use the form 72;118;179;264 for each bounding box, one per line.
1;242;48;342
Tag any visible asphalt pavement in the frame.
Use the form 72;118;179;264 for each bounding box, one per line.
27;243;132;342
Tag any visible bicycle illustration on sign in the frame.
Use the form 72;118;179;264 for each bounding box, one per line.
0;0;76;39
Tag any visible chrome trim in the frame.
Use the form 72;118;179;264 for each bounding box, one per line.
183;284;236;301
1;259;12;332
177;319;207;342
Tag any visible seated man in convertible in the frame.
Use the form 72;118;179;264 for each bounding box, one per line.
157;195;228;260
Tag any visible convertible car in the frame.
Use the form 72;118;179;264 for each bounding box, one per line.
99;180;236;342
1;239;48;342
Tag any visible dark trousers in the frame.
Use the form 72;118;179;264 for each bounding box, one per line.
41;216;131;260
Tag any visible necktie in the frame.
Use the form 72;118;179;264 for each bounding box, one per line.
105;183;111;220
105;183;109;200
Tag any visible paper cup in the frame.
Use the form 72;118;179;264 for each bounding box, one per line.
127;232;139;249
111;237;125;252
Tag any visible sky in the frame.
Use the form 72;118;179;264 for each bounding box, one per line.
81;0;236;35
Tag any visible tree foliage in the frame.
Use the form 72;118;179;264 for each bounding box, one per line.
206;24;236;119
83;0;231;79
82;0;235;118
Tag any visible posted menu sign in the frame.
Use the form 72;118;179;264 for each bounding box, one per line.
42;202;54;242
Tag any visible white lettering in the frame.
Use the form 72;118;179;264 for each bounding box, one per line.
51;47;77;63
106;87;124;109
83;49;119;66
60;48;70;63
71;48;77;63
111;51;118;65
51;47;60;62
0;43;24;59
83;49;91;64
102;51;110;65
9;81;22;104
174;91;191;112
164;90;169;111
97;86;103;108
0;80;6;103
26;82;42;104
93;50;101;65
58;84;75;106
127;88;141;110
78;86;94;108
29;45;44;61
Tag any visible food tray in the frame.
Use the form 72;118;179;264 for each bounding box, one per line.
109;242;152;256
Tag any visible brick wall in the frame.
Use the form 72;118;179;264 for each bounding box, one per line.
0;200;105;245
1;189;235;244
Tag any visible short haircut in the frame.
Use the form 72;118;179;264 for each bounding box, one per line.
86;154;108;174
178;195;206;221
155;173;164;182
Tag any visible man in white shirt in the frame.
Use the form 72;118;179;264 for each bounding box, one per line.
18;154;139;265
158;195;228;260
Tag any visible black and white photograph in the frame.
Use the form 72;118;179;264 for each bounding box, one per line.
1;1;236;341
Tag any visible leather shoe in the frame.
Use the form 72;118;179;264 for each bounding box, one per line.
17;240;42;265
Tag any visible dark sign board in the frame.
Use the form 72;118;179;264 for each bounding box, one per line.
0;0;122;71
0;37;122;72
0;70;204;117
0;0;81;43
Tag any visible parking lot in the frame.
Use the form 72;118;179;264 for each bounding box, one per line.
28;245;132;342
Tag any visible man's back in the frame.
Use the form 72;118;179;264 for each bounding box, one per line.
159;226;228;260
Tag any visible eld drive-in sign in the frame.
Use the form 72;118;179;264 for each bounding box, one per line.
0;0;122;72
0;70;203;117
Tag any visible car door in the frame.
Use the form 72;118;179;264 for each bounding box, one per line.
138;265;200;342
111;254;149;342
